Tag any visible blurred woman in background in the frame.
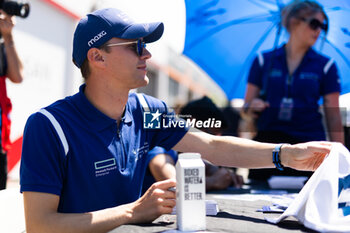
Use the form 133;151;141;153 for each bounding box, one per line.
241;0;344;180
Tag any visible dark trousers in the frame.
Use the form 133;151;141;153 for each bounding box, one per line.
248;131;313;181
0;150;7;190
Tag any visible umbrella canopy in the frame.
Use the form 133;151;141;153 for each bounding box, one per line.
183;0;350;99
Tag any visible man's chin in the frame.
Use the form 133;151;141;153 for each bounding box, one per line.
134;79;149;89
142;76;150;85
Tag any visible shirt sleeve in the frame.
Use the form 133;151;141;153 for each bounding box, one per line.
247;55;264;88
320;61;341;96
20;112;67;196
146;147;178;165
146;146;168;164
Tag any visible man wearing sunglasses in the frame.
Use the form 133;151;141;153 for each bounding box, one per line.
19;8;332;233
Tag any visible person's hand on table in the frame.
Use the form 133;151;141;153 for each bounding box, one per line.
127;179;176;223
281;141;332;171
206;168;244;190
230;171;244;188
206;167;232;190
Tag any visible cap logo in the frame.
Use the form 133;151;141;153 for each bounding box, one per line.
88;30;107;47
117;12;132;23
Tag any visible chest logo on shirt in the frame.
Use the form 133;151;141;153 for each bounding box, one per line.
133;143;150;161
94;158;117;177
299;72;319;81
269;69;282;78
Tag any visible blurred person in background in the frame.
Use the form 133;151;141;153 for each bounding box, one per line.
0;10;23;190
179;96;244;189
241;0;344;181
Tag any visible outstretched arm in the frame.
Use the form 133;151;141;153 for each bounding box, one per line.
23;179;176;233
173;131;331;171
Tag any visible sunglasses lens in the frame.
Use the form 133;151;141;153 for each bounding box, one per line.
136;40;141;56
309;19;327;31
136;40;146;56
309;19;319;30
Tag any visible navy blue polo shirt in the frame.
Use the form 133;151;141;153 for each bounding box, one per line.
20;85;188;213
248;45;340;141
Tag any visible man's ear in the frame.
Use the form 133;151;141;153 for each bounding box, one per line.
87;48;105;67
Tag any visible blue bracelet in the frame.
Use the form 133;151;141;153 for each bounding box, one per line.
272;144;286;171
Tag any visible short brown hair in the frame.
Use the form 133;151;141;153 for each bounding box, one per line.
79;43;111;79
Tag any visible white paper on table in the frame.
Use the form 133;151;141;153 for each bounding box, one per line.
257;194;297;213
268;176;308;189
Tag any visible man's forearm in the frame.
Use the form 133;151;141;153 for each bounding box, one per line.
24;192;134;233
174;132;276;169
202;135;276;168
24;179;177;233
26;204;134;233
174;131;331;172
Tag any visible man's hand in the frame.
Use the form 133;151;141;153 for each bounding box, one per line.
281;142;332;171
128;179;176;223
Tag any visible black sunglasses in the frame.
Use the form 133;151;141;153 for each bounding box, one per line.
299;17;328;32
106;39;146;56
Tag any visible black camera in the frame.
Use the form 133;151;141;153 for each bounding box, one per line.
0;0;30;18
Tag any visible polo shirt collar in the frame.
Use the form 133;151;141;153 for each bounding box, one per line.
71;84;132;131
274;45;286;58
123;104;133;124
304;47;318;60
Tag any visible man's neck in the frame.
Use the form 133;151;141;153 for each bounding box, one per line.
84;78;129;123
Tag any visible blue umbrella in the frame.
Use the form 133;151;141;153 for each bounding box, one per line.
183;0;350;99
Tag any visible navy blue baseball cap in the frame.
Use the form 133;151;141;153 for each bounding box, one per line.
72;8;164;68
